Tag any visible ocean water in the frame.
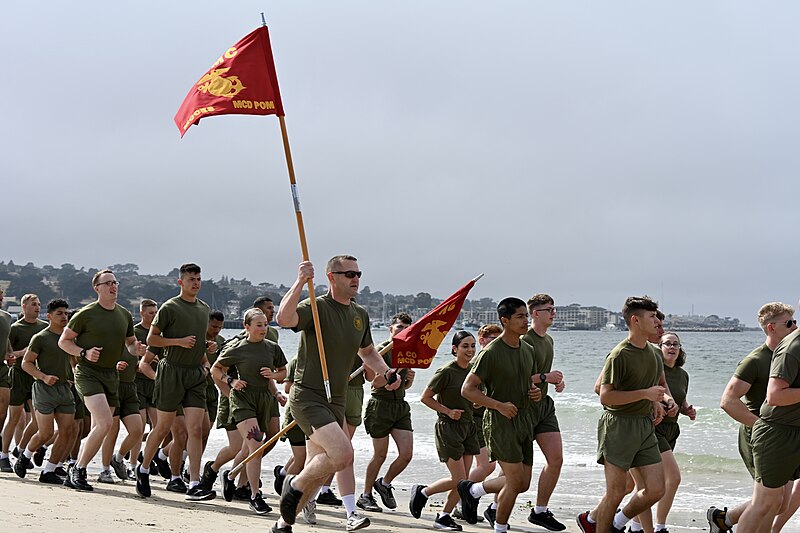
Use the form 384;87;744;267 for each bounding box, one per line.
201;328;790;529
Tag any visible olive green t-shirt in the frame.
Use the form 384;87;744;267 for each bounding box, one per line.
68;302;134;370
230;326;279;345
521;329;554;397
733;343;773;415
471;338;538;410
349;357;366;388
0;310;11;359
9;319;48;367
134;322;160;381
206;333;225;386
152;296;210;367
28;329;73;382
292;294;373;402
761;329;800;425
427;359;473;423
663;364;689;424
370;339;409;400
216;339;287;391
600;338;664;416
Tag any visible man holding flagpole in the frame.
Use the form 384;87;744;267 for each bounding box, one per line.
274;255;400;533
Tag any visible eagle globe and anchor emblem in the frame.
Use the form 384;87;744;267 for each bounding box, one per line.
195;68;246;98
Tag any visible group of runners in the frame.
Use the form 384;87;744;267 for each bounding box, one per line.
1;257;799;533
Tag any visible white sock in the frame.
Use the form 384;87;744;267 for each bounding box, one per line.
158;449;168;461
114;452;125;463
469;482;487;498
586;513;596;524
490;502;497;510
655;524;667;531
630;520;643;532
171;475;181;481
380;478;391;487
277;519;288;528
189;480;199;489
139;465;149;474
279;466;286;476
494;523;509;533
320;485;331;493
342;494;356;515
23;448;33;459
0;453;8;459
421;487;430;497
725;515;733;528
613;510;631;529
534;505;548;514
439;511;450;518
44;461;58;473
102;465;111;472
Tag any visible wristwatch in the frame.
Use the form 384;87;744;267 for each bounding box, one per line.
80;349;87;358
539;372;547;384
226;375;234;386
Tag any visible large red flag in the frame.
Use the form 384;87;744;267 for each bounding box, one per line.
174;26;285;137
391;280;476;369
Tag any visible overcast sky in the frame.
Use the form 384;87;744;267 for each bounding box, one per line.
3;2;798;325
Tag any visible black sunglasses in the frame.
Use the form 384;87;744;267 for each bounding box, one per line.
332;270;362;279
770;319;797;328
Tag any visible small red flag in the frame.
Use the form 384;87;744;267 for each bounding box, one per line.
174;26;285;137
391;280;476;369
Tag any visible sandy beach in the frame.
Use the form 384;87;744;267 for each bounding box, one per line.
0;468;703;533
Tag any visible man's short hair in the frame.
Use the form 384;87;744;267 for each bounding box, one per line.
91;269;113;286
621;296;659;326
46;299;69;314
21;293;39;305
656;310;665;321
477;324;503;338
527;293;554;312
326;255;358;273
758;302;795;331
253;296;273;308
179;263;201;277
390;313;413;326
209;310;225;322
140;298;157;309
497;297;526;321
243;308;266;325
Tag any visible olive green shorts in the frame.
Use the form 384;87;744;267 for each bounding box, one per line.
364;398;413;438
153;360;206;412
290;385;345;436
532;395;560;436
206;382;219;422
345;386;364;427
216;395;236;431
474;414;486;448
281;407;308;447
484;408;536;465
597;412;661;470
738;423;756;479
752;418;800;488
115;381;140;419
32;381;75;415
136;377;155;410
0;365;10;388
72;385;86;419
9;366;34;406
230;388;275;433
74;363;120;407
655;421;681;453
435;419;480;462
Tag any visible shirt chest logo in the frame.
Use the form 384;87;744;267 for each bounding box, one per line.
353;316;363;331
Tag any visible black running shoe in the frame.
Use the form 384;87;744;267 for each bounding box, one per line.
528;509;566;531
186;485;216;501
111;455;129;481
434;512;463;531
13;456;32;478
279;475;303;525
456;480;479;524
69;466;93;492
484;505;496;527
200;460;218;490
271;523;292;533
33;446;46;467
250;492;272;515
136;465;151;497
273;464;285;495
234;484;252;501
39;471;64;485
153;450;172;479
0;457;12;473
316;488;342;506
166;477;188;493
373;477;397;509
11;447;20;459
409;484;428;519
54;466;68;477
222;470;235;502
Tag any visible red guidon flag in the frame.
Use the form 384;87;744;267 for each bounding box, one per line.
174;26;285;137
391;280;477;369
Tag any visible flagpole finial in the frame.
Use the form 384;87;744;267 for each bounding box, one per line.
260;12;267;26
472;273;485;283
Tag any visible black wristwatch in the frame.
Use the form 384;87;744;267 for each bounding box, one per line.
226;375;234;386
539;372;547;384
80;349;87;358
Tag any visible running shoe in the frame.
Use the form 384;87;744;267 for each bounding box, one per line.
250;492;272;515
528;509;566;531
153;449;171;479
373;477;397;509
576;511;596;533
185;485;216;501
409;484;429;519
0;457;12;473
273;464;285;495
434;513;463;531
271;523;292;533
97;470;116;484
301;500;317;524
610;526;625;533
33;446;46;467
234;484;252;501
39;471;64;485
279;475;303;525
456;480;479;524
345;511;370;531
69;466;94;492
654;528;669;533
357;493;382;512
166;477;187;493
11;447;19;459
316;488;342;506
13;456;32;478
483;505;496;527
200;460;218;490
54;465;68;477
222;469;235;502
111;455;128;481
707;507;732;533
136;465;151;497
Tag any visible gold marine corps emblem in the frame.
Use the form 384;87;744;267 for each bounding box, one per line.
196;68;246;98
353;316;363;331
420;319;448;350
